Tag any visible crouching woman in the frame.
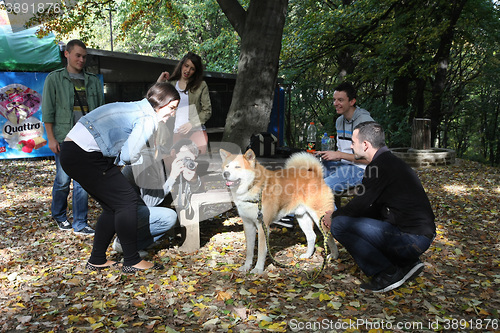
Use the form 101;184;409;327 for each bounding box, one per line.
60;83;180;273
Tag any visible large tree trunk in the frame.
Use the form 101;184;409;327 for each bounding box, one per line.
217;0;289;150
427;0;467;146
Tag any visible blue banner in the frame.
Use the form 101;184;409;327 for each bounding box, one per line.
0;71;53;159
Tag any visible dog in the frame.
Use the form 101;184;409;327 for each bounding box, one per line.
220;148;338;274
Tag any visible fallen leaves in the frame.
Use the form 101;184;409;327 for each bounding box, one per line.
0;158;499;331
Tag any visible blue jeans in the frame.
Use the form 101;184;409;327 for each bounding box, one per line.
52;153;89;231
331;215;433;277
323;161;364;193
136;205;177;251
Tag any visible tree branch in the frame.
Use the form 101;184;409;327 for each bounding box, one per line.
216;0;247;36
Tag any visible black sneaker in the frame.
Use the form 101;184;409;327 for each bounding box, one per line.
402;260;425;281
360;267;406;293
56;220;72;231
273;215;294;228
74;226;95;236
361;261;425;293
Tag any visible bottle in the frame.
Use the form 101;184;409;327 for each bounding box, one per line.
328;135;336;151
321;133;329;151
306;122;317;153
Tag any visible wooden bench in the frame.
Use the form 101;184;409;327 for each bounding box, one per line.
171;150;289;252
172;152;233;252
175;188;232;252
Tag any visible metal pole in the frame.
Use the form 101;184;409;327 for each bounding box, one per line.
108;7;113;52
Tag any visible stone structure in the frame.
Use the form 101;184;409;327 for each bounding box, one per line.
391;118;456;168
391;147;456;168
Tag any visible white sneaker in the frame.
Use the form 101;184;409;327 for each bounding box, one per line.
112;238;147;258
112;237;123;253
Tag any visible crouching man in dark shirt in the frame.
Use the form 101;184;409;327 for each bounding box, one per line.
323;121;436;293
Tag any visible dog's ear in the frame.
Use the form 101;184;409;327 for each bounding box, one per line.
244;149;256;162
220;149;230;160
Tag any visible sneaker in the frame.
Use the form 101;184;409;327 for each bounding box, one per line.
273;214;294;228
112;238;147;258
360;267;406;293
402;260;425;281
74;226;95;236
56;220;72;231
360;261;425;293
112;237;123;253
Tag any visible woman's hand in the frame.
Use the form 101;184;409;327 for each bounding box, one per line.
157;72;170;83
177;122;193;135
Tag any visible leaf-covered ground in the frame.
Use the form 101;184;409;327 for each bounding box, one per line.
0;158;499;332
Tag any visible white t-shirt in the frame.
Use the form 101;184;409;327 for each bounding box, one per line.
67;122;100;152
174;82;189;133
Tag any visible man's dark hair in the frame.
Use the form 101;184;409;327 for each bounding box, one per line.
334;82;357;101
171;139;199;158
355;121;386;149
66;39;87;53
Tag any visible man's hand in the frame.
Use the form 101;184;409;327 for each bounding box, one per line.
170;158;184;180
182;167;196;182
44;123;59;154
170;156;196;182
48;139;60;154
316;150;342;161
322;210;334;230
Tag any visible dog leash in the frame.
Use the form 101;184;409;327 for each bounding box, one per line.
247;191;330;282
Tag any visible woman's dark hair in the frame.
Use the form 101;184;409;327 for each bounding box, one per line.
146;82;180;110
169;52;204;93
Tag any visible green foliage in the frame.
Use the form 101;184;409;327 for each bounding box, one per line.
32;0;241;73
280;0;500;164
24;0;500;164
366;100;412;148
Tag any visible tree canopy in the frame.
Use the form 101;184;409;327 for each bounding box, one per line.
19;0;500;164
280;0;499;164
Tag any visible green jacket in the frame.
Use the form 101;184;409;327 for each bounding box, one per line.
42;68;104;142
169;80;212;128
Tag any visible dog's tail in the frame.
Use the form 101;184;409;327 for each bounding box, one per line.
285;152;324;178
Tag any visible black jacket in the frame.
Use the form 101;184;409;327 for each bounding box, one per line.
332;147;436;236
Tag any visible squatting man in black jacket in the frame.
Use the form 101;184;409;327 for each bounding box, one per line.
323;121;436;293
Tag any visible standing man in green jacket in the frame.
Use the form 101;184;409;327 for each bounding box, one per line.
42;39;104;235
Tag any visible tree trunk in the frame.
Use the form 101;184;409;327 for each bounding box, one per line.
413;78;426;118
392;76;410;108
427;0;467;146
217;0;289;150
411;118;432;149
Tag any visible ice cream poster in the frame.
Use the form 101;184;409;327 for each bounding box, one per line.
0;72;53;159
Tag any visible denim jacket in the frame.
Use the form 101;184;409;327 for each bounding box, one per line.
42;68;104;142
78;98;158;165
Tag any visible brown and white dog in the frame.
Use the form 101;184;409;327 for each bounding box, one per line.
220;149;338;274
